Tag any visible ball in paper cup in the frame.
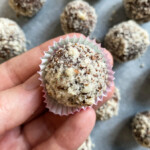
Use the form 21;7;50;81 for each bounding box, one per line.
39;35;114;116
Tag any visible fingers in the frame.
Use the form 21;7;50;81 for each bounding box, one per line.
33;108;96;150
23;112;68;147
0;109;95;150
0;127;30;150
0;74;43;135
23;84;115;148
0;33;83;91
24;103;46;124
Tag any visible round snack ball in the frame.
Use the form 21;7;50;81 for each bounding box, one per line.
9;0;46;17
60;0;97;36
0;18;26;60
45;43;108;107
132;111;150;148
104;20;150;62
96;87;120;121
78;137;93;150
124;0;150;22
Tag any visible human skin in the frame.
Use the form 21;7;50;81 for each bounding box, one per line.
0;33;114;150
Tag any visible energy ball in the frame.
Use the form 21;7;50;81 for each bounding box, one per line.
104;20;150;62
60;0;97;36
9;0;46;17
78;137;93;150
124;0;150;23
0;18;26;60
44;43;108;107
96;88;120;121
132;111;150;148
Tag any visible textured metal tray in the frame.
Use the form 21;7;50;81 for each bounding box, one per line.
0;0;150;150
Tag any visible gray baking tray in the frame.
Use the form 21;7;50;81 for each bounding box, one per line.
0;0;150;150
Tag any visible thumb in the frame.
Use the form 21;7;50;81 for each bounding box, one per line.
33;108;96;150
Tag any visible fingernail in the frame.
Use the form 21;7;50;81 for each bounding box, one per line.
23;74;41;91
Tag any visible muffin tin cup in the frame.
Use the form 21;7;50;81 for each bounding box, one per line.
38;34;114;116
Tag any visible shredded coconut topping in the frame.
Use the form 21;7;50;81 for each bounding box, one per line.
9;0;46;17
96;88;120;121
132;111;150;148
104;20;150;62
124;0;150;22
60;0;97;36
45;43;108;107
0;18;26;60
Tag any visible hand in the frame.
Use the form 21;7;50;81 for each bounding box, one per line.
0;33;114;150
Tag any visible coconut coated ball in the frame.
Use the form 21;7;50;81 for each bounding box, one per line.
9;0;46;17
132;111;150;148
60;0;97;36
96;88;120;121
0;18;26;60
44;43;108;107
78;136;93;150
124;0;150;23
104;20;149;62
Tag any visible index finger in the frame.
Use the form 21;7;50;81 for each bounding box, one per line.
0;33;83;91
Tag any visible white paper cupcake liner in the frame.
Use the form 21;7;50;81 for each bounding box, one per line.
38;34;114;116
